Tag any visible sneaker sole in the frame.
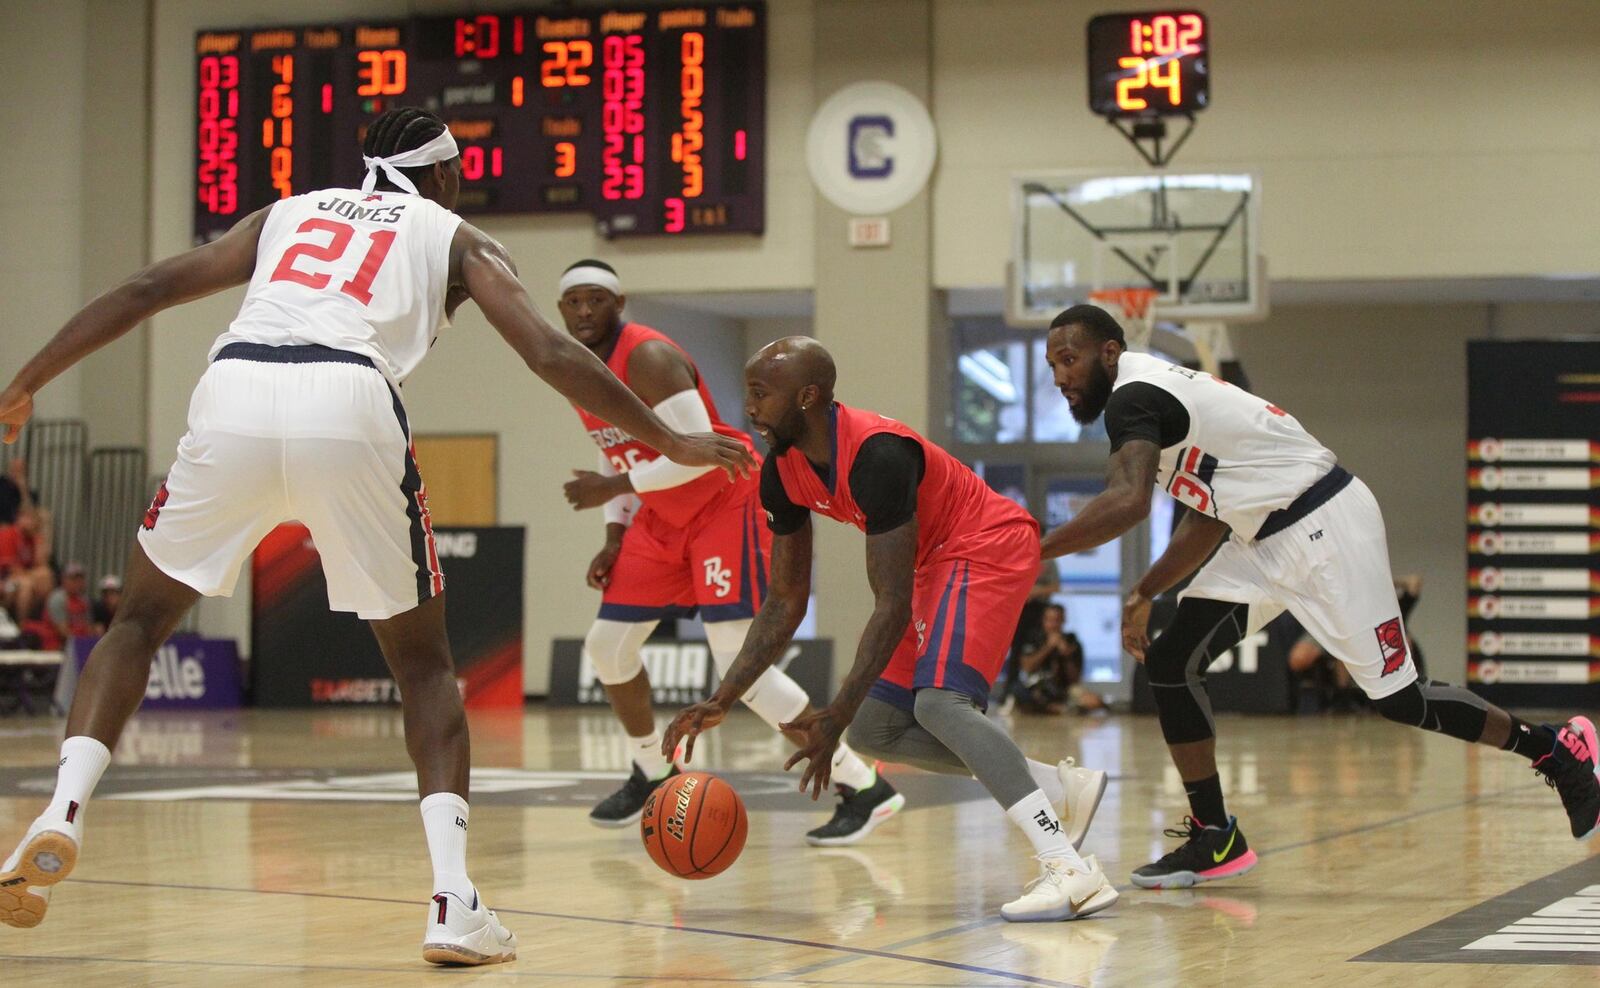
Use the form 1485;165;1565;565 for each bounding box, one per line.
1002;882;1120;923
805;793;906;847
422;942;517;966
1570;716;1600;841
0;830;78;929
1062;769;1108;850
1130;848;1259;890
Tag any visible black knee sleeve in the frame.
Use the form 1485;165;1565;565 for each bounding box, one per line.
1145;598;1250;745
1373;680;1489;743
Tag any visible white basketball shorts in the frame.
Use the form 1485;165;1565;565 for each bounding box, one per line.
1181;474;1419;699
138;344;443;620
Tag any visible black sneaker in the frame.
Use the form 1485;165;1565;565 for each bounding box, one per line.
589;764;678;829
1532;716;1600;840
804;774;905;846
1130;815;1257;889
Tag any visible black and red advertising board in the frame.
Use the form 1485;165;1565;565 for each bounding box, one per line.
251;524;525;707
1467;341;1600;708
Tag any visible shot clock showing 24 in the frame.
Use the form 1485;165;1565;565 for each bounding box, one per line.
1086;9;1209;117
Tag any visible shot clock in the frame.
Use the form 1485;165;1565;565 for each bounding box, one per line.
193;4;765;242
1087;10;1208;117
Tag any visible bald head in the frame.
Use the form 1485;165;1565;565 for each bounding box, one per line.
744;336;836;454
747;336;836;399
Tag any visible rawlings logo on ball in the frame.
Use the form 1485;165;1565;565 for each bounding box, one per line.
665;774;699;842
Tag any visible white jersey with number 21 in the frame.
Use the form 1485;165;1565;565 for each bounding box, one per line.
209;189;464;384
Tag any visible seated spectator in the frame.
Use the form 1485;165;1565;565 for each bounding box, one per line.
0;504;54;622
93;574;121;633
37;562;97;650
0;457;34;526
1010;603;1106;715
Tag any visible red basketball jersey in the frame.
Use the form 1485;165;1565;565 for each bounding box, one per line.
573;322;756;528
773;403;1036;565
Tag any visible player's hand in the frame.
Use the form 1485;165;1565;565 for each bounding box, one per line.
1122;590;1154;662
663;699;728;764
0;385;33;445
563;469;627;510
780;707;847;800
665;432;755;480
585;540;622;589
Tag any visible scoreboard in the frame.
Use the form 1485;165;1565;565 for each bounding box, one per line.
194;5;765;243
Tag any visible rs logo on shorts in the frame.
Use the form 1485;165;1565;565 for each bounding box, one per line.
1374;617;1408;676
702;556;732;598
142;481;170;531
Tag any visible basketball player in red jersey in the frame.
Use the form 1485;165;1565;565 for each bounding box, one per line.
1039;303;1600;889
0;108;750;963
663;338;1116;922
557;262;903;844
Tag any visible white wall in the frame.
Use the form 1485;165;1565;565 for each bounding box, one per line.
0;1;88;421
931;0;1600;288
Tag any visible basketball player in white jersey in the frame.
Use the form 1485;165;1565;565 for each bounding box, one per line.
0;107;751;963
1038;303;1600;889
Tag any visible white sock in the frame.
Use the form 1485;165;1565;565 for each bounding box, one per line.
631;726;674;780
1004;789;1085;867
45;736;111;825
1026;758;1064;808
419;792;475;902
830;741;876;791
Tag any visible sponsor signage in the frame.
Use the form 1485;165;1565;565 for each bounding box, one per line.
251;524;526;707
1467;342;1600;706
60;636;242;710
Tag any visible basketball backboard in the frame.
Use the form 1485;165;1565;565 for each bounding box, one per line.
1008;170;1266;327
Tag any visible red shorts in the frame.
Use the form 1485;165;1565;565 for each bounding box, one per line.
599;475;770;625
867;519;1039;711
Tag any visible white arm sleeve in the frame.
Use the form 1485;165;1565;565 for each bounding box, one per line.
596;450;641;527
625;389;720;493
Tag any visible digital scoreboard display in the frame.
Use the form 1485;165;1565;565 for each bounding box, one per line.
1086;10;1209;117
194;5;765;242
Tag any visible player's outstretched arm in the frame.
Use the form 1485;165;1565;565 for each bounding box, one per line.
1039;438;1159;559
1121;508;1230;660
662;521;814;762
0;207;270;443
452;223;752;479
782;516;916;796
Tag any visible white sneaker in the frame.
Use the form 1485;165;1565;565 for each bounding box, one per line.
422;889;517;965
1058;758;1107;850
1001;854;1119;923
0;805;83;929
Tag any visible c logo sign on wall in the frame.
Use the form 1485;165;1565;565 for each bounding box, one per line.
806;82;937;215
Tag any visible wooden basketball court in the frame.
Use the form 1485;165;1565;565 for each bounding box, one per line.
0;706;1593;986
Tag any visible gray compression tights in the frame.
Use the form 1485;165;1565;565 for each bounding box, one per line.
847;689;1038;809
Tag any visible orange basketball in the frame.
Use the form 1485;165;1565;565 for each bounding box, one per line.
640;772;748;879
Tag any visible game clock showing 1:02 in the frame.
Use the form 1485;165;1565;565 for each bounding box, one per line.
193;4;764;243
1087;10;1209;117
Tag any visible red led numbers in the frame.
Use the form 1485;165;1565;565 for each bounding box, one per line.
601;33;645;201
197;54;240;216
672;32;705;198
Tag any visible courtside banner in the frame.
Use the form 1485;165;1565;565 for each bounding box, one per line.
547;638;833;707
251;524;525;708
1467;341;1600;707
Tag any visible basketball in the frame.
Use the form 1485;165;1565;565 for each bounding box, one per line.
639;772;748;879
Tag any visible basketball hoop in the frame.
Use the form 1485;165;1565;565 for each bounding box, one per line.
1089;287;1160;350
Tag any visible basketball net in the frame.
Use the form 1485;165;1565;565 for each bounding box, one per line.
1088;288;1160;351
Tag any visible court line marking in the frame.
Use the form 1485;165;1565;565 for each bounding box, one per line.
60;878;1082;988
0;954;1024;985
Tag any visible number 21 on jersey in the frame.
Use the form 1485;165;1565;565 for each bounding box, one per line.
269;218;396;305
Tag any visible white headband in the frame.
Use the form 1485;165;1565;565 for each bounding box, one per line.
559;265;622;297
361;129;460;195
